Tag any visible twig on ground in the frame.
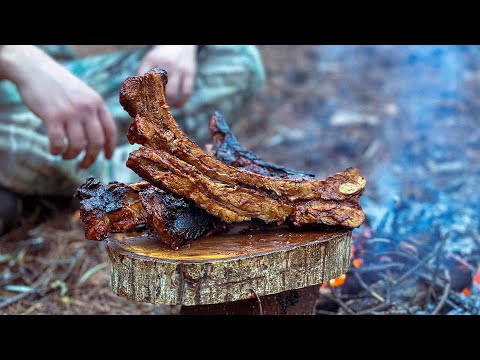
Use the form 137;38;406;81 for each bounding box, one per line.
353;271;385;302
444;299;461;311
78;261;107;285
0;264;53;309
432;270;451;315
356;262;404;273
58;248;86;282
391;233;447;286
356;302;394;315
325;285;355;314
0;290;34;309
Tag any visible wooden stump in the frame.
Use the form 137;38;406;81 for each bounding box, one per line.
179;284;322;315
106;224;352;312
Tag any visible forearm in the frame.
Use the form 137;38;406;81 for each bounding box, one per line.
0;45;25;82
0;45;54;85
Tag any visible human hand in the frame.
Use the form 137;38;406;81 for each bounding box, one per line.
0;45;117;169
137;45;197;108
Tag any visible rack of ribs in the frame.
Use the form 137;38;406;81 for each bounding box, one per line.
123;69;366;226
77;68;366;249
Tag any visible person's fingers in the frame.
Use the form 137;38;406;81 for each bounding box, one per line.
46;119;66;155
177;71;195;107
98;103;117;160
79;116;105;169
166;71;181;107
63;119;88;160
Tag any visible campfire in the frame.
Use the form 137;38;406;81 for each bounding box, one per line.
305;45;480;315
317;223;480;315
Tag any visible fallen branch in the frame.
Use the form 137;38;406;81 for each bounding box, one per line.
432;270;451;315
353;271;385;302
0;263;57;309
391;233;447;286
323;285;355;314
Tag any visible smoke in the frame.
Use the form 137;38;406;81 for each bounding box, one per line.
315;46;480;256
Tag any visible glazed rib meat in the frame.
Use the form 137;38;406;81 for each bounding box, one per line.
76;178;220;249
127;146;294;224
209;111;314;180
121;68;366;228
123;73;317;200
76;178;149;240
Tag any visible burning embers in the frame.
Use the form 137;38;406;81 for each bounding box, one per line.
76;69;367;249
317;221;480;315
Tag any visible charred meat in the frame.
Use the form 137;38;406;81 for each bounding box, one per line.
139;187;221;249
76;178;220;249
209;111;314;180
76;178;149;241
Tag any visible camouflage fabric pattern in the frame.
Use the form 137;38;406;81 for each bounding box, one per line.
0;45;265;196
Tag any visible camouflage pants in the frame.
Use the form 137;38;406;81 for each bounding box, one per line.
0;45;265;196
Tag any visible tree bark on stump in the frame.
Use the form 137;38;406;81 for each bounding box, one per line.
106;225;352;309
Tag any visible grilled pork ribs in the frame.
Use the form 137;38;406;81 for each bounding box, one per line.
76;68;366;249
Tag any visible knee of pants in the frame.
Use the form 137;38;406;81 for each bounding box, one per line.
236;45;266;95
198;45;266;97
0;125;79;196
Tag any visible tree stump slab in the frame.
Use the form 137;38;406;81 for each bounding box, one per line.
106;224;352;306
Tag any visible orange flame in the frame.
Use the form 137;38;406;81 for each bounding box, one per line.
352;258;363;269
461;288;471;296
329;274;346;287
474;274;480;285
473;267;480;287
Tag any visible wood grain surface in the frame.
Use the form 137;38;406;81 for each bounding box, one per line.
107;224;352;306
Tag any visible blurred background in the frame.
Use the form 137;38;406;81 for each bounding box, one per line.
1;45;479;314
